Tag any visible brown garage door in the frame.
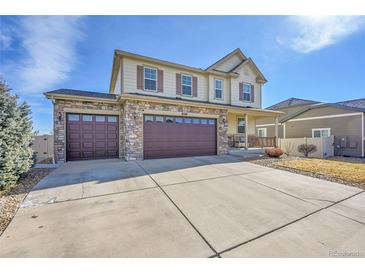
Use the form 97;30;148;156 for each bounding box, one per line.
66;113;119;161
143;115;217;159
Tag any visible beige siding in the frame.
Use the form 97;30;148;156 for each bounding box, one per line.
230;64;261;109
122;57;209;102
121;56;263;110
279;104;311;116
256;116;276;125
215;54;242;72
227;113;255;135
256;124;283;138
286;115;362;157
114;63;122;94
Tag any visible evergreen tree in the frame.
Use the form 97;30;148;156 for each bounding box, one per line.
0;80;33;188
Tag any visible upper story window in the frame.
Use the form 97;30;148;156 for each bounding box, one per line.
181;74;192;96
215;79;223;99
243;84;251;101
144;67;157;91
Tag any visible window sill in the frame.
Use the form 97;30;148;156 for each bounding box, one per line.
143;89;158;92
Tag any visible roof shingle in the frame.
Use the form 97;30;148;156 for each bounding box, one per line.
45;89;117;100
267;97;320;110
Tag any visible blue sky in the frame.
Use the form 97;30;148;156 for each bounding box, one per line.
1;16;365;133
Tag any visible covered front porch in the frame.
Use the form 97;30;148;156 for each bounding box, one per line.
227;109;280;149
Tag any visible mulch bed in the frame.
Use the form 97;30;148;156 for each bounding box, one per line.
0;168;55;236
250;156;365;190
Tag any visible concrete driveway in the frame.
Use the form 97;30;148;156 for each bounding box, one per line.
0;156;364;257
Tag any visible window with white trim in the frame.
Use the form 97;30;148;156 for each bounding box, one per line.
215;79;223;99
257;128;267;137
144;67;157;91
237;117;246;133
243;84;251;101
312;128;330;138
181;74;192;96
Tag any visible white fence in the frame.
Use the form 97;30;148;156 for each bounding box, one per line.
278;135;334;158
31;134;54;163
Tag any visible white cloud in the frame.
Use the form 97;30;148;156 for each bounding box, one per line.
0;31;12;50
277;16;365;53
10;16;85;92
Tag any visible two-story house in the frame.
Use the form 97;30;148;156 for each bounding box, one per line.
45;48;281;163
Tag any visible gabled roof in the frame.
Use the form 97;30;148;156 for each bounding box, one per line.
205;48;247;71
267;97;320;110
230;58;267;83
335;98;365;110
280;99;365;123
45;89;118;100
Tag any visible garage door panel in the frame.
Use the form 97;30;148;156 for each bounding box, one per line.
68;142;81;150
82;124;93;131
143;115;216;159
95;133;106;139
82;151;93;159
95;150;106;157
68;151;81;160
107;141;118;148
95;124;106;131
107;125;118;131
68;124;81;131
69;133;81;140
107;133;118;139
67;113;118;161
107;150;118;157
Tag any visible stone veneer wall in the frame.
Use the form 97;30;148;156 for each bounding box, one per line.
53;99;121;163
122;99;228;160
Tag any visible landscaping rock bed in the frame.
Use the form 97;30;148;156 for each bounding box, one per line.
0;168;55;235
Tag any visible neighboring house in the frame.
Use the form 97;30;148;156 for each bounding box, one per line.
45;48;281;163
256;98;365;157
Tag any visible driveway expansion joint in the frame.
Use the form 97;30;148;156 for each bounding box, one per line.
240;175;317;206
161;170;269;188
218;190;365;256
136;161;219;258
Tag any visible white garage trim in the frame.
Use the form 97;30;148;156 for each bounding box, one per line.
63;108;120;115
255;123;275;127
142;109;219;118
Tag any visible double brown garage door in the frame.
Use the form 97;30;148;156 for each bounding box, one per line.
143;115;217;159
66;113;119;161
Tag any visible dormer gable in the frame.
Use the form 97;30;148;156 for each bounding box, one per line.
206;48;246;72
231;58;267;84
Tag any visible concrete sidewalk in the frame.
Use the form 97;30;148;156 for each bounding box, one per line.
0;156;364;257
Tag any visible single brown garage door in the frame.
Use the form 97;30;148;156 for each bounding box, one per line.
66;113;119;161
143;115;217;159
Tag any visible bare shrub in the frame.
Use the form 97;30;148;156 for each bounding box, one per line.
297;144;317;157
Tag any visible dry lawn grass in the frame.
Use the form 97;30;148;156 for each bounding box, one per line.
275;159;365;184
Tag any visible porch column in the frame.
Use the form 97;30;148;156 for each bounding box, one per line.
275;116;279;147
245;113;248;149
